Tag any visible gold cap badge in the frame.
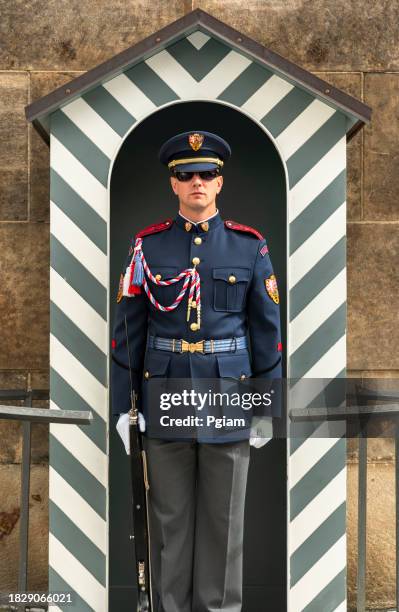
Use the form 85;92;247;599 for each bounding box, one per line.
265;274;279;304
188;133;204;151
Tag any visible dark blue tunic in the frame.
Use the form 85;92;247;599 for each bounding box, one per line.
111;210;282;442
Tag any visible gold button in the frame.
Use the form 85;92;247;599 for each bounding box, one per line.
191;300;197;308
194;237;202;245
144;371;150;379
190;322;199;331
228;274;236;284
192;257;200;265
240;374;246;380
155;273;162;281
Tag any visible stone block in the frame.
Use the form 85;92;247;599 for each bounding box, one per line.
0;73;28;220
364;73;399;221
0;1;187;70
347;223;399;370
193;0;399;71
0;223;49;370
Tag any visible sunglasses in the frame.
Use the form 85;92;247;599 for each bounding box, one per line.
172;169;220;182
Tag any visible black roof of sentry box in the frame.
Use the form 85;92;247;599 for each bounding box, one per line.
25;8;371;146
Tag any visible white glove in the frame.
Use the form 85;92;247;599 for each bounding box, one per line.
250;416;273;449
250;436;271;449
116;412;146;455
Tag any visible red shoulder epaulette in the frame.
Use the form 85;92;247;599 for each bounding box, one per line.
136;218;174;239
224;220;264;240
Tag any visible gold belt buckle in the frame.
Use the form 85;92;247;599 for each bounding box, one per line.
180;339;205;353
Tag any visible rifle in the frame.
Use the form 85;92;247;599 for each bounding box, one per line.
124;315;152;612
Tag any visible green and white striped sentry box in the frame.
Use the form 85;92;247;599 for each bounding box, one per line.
25;9;371;612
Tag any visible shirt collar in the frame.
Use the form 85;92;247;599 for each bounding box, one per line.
174;209;223;234
178;208;219;225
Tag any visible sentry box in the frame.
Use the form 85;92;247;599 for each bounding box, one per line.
25;9;371;612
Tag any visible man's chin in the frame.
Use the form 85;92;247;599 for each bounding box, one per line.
186;199;209;210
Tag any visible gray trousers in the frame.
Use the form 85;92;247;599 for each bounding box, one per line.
143;438;250;612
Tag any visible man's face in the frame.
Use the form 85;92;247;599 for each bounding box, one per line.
170;171;223;212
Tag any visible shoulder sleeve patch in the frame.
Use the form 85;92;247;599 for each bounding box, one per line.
224;219;264;240
136;218;174;239
265;274;279;304
116;273;124;303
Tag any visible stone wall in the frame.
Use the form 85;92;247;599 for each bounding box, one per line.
0;0;397;608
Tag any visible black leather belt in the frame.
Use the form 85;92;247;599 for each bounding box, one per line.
148;335;247;354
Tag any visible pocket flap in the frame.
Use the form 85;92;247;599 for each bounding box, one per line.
149;266;178;280
212;267;251;282
143;351;172;376
216;353;252;379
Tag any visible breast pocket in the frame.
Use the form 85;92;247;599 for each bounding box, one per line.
147;265;179;307
213;267;251;312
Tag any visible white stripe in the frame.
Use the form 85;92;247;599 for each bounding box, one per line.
49;466;106;553
103;72;156;118
146;50;196;98
277;100;336;160
290;468;346;553
49;534;106;611
290;535;346;612
303;335;346;378
50;404;107;486
186;31;210;50
50;268;107;352
289;136;346;222
61;99;120;160
290;269;346;353
290;203;346;287
241;74;294;120
288;378;347;439
50;335;107;421
199;51;252;98
289;378;332;408
146;49;251;100
290;438;343;489
50;135;107;221
288;381;331;437
332;600;347;611
51;201;107;287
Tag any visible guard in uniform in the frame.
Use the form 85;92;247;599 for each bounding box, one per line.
111;130;282;612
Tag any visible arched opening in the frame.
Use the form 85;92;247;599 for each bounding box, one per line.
109;100;287;611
